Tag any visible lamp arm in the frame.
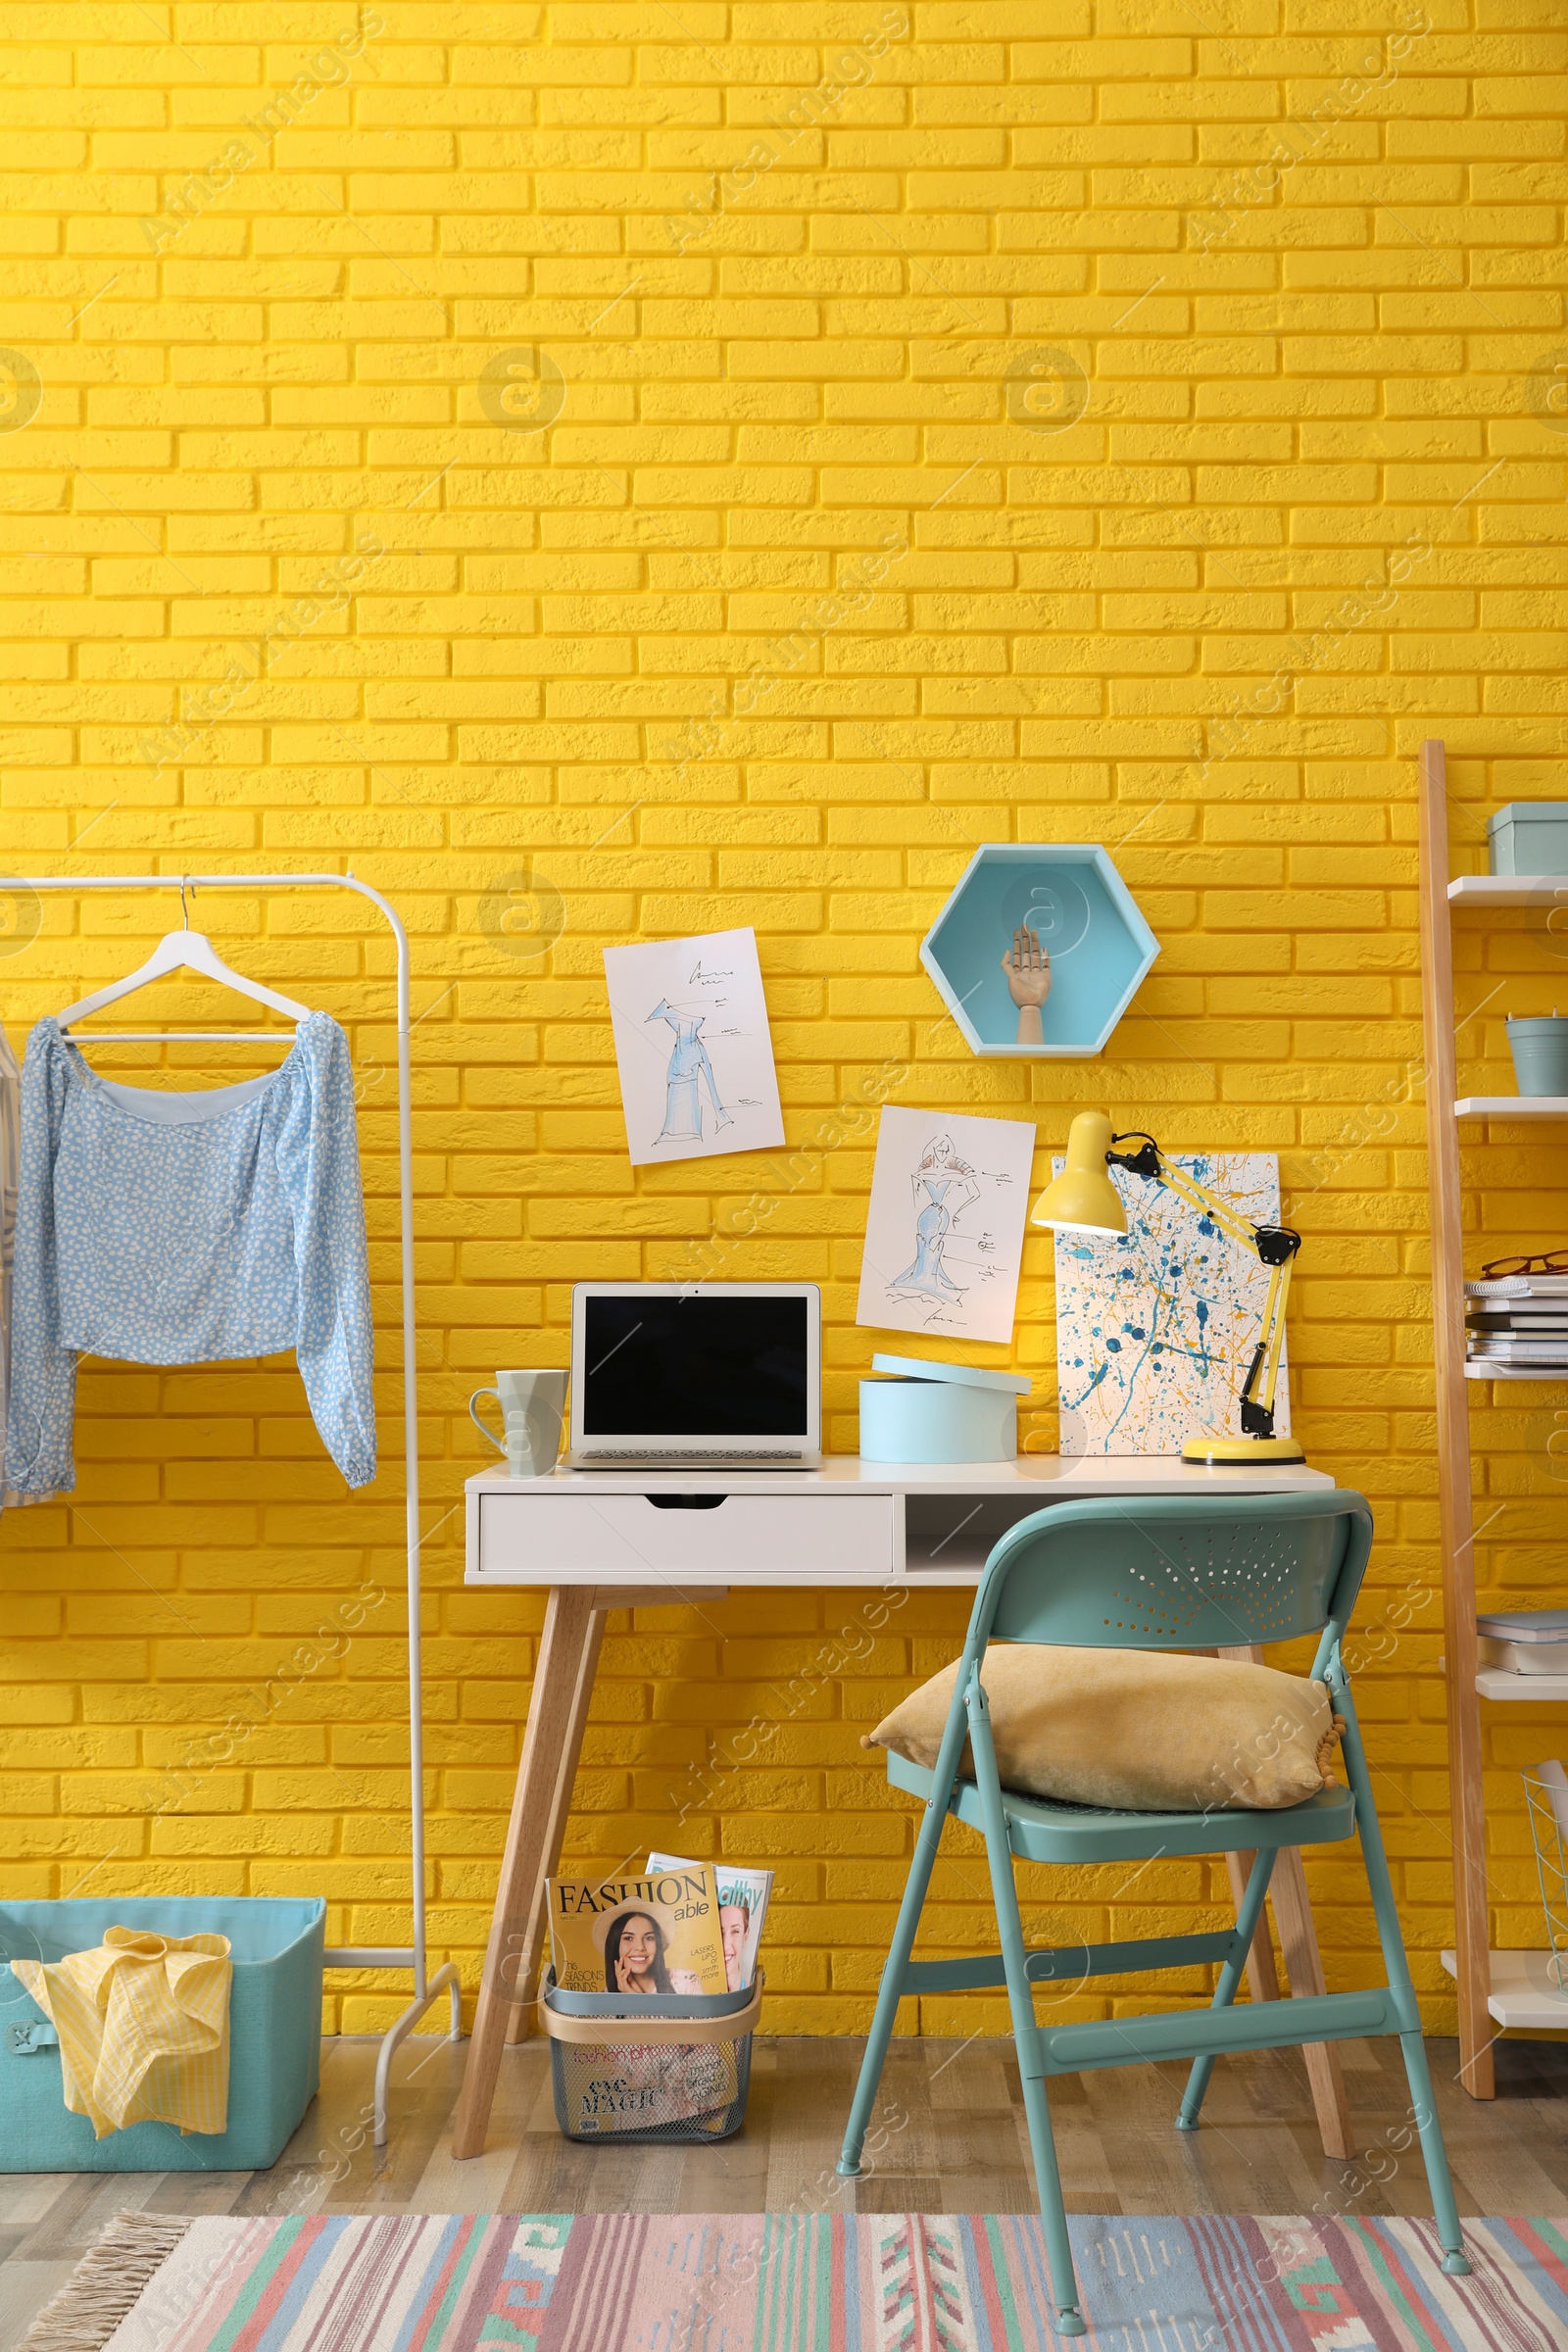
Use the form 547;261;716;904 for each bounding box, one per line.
1238;1253;1294;1437
1252;1250;1293;1414
1107;1137;1265;1255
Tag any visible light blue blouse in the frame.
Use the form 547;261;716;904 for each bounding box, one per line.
4;1012;376;1495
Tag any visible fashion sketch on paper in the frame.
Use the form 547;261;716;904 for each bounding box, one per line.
649;999;733;1146
891;1134;979;1298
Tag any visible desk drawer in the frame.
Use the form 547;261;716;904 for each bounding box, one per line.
474;1490;896;1584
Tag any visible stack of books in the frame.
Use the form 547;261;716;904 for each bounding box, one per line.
1464;1274;1568;1371
1477;1607;1568;1675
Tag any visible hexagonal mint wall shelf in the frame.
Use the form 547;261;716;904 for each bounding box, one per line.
919;844;1159;1058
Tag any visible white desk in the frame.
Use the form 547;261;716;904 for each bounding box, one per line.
465;1452;1336;1590
450;1453;1350;2162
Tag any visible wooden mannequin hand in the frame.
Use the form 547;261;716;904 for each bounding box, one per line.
1002;926;1052;1046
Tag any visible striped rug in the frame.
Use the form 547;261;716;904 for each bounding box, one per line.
28;2209;1568;2352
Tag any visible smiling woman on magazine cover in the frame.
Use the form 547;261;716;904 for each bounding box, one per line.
602;1907;704;1997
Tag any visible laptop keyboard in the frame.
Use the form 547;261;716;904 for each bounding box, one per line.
578;1448;805;1462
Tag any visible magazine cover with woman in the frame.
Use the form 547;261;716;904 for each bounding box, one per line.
547;1864;735;2134
547;1863;727;1996
647;1851;772;1990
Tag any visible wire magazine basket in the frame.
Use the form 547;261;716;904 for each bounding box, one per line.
1522;1766;1568;1999
539;1969;763;2144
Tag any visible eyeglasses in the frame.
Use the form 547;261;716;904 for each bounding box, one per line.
1481;1249;1568;1278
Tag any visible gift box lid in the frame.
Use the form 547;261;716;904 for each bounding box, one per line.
869;1351;1031;1395
1487;803;1568;835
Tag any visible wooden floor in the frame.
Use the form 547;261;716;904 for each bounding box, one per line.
2;2033;1566;2346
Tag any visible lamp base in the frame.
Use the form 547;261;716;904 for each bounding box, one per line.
1181;1434;1307;1468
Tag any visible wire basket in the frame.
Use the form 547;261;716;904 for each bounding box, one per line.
539;1968;762;2145
1521;1766;1568;1994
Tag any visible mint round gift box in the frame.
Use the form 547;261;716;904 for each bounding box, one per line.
858;1354;1031;1465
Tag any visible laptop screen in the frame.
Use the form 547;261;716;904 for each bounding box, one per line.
580;1293;810;1439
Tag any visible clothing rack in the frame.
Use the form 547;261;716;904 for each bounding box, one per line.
13;872;460;2144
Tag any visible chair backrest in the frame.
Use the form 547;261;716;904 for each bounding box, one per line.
973;1491;1371;1656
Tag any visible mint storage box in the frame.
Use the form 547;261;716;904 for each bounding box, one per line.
1487;804;1568;875
858;1353;1030;1465
0;1895;324;2172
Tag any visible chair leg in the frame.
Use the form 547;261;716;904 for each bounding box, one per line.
966;1668;1085;2337
1177;1845;1277;2134
838;1750;957;2177
841;1633;990;2180
1397;2030;1471;2273
1333;1673;1471;2276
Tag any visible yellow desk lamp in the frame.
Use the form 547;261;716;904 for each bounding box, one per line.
1031;1110;1305;1468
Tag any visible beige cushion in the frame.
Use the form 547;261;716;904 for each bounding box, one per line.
862;1645;1342;1813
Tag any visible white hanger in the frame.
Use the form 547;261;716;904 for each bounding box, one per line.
55;879;313;1041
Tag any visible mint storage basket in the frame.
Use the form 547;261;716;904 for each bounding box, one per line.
540;1967;762;2144
0;1896;324;2172
1488;803;1568;876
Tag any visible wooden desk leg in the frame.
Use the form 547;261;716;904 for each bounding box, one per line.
1270;1846;1354;2160
1219;1843;1354;2161
1218;1643;1354;2162
503;1602;606;2043
451;1586;600;2160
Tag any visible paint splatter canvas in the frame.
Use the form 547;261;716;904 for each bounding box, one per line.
1053;1151;1292;1455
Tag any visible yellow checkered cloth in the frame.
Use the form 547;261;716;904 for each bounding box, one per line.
11;1927;232;2138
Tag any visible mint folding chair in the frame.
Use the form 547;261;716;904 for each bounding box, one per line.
837;1492;1468;2336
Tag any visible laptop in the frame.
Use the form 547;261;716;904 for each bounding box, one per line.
568;1283;821;1467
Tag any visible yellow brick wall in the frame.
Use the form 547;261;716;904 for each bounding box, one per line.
0;0;1565;2039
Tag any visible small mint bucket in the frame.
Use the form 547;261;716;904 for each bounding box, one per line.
1506;1015;1568;1098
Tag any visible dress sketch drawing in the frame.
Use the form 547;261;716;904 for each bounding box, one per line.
604;929;783;1169
857;1105;1034;1344
891;1135;978;1298
649;999;732;1145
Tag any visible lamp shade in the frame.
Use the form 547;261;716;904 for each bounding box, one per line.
1029;1109;1127;1235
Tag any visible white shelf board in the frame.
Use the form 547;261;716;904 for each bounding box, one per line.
1441;1947;1568;2032
1448;874;1568;907
1454;1096;1568;1118
1476;1667;1568;1700
1464;1360;1568;1380
1439;1658;1568;1698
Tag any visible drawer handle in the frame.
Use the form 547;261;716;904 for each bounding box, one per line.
645;1494;726;1510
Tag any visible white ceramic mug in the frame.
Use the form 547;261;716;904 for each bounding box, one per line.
468;1369;567;1478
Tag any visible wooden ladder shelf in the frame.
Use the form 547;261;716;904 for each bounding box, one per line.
1417;737;1568;2097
